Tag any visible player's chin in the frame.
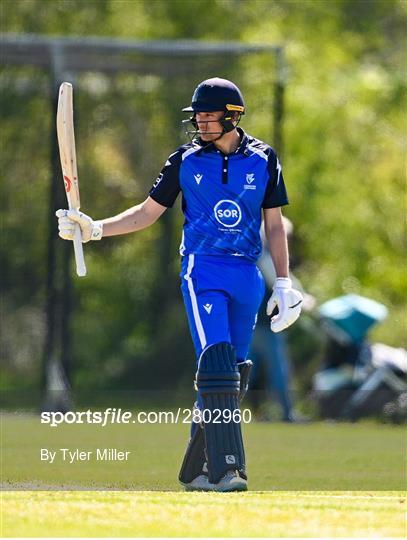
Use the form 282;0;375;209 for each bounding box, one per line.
200;132;220;141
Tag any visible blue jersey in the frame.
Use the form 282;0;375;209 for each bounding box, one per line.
149;128;288;262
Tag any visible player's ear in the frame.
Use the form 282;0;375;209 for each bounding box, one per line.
231;112;240;125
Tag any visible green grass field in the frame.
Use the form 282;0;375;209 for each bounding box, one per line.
2;490;405;537
1;413;406;536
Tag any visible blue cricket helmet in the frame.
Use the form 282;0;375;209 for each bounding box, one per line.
182;77;245;114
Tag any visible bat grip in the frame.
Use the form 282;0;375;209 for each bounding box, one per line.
73;223;87;277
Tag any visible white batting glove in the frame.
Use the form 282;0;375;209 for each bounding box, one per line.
266;277;303;333
56;209;103;243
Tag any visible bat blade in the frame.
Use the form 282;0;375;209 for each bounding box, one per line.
56;82;87;277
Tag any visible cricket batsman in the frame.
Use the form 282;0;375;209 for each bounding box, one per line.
56;78;303;492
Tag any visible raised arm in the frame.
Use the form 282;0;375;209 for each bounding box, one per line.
56;196;167;243
101;196;167;237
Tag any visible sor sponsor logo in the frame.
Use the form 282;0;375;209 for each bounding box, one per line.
214;200;242;228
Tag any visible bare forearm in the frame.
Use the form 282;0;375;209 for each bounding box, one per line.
101;202;158;237
266;224;289;278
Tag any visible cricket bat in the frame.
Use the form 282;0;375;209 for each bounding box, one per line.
56;82;87;277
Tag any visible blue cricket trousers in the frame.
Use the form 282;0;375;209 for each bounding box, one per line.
180;254;265;362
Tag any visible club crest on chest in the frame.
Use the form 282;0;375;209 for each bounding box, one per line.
244;173;256;190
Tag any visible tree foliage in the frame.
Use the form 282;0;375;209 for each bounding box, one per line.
1;0;405;393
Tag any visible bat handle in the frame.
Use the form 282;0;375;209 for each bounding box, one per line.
73;223;87;277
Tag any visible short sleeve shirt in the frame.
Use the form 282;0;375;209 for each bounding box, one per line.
149;128;288;262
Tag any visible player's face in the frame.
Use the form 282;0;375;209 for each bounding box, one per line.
195;111;224;141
